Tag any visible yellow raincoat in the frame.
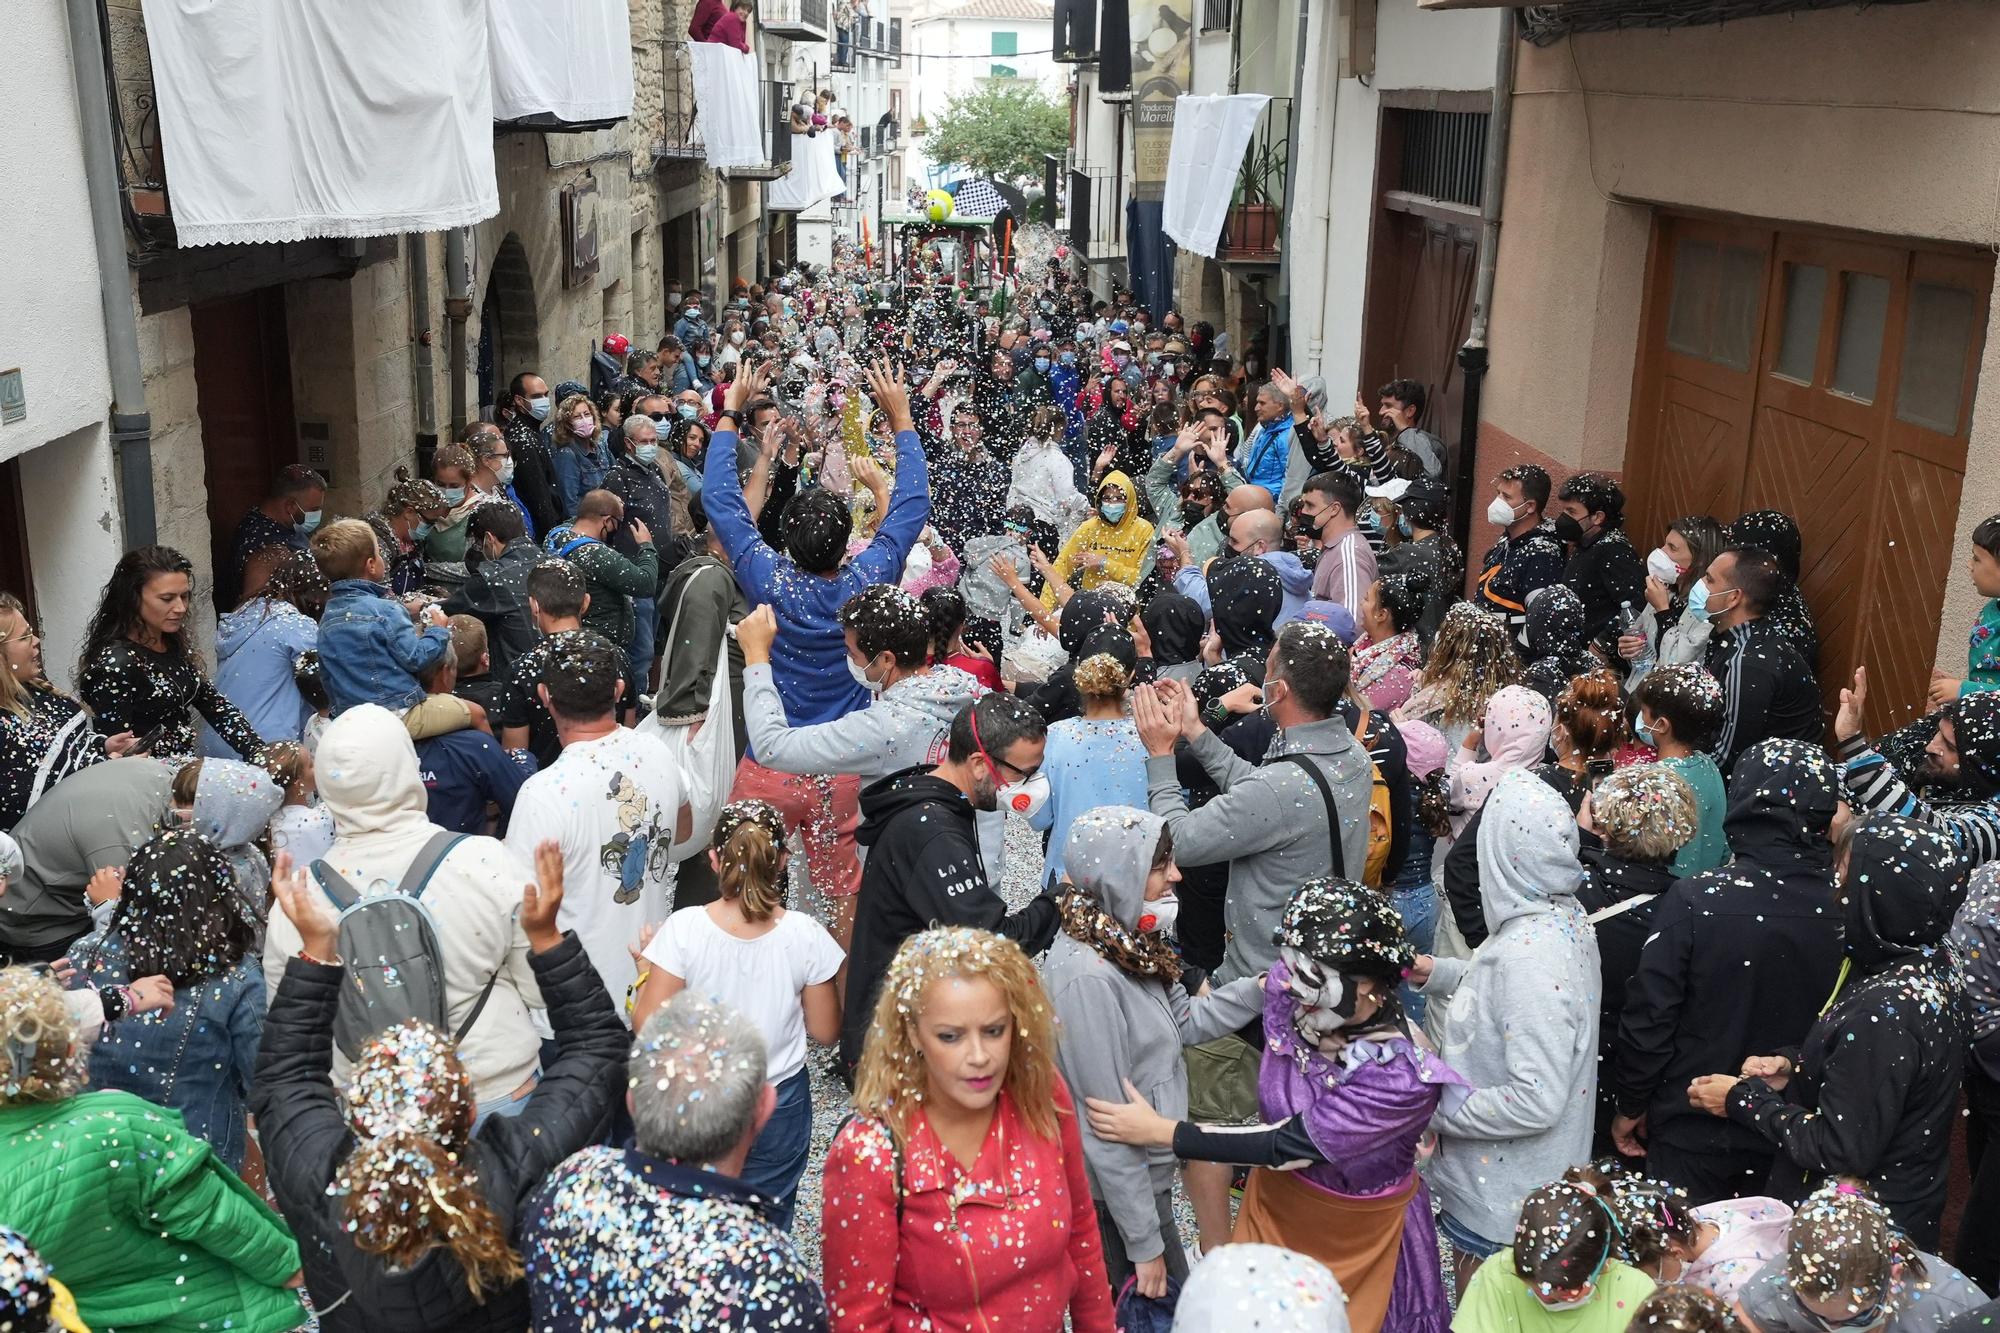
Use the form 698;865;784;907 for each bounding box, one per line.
1043;469;1156;606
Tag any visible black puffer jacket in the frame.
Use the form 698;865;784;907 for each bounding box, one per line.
1727;814;1971;1250
1578;846;1679;1153
250;933;627;1333
1614;740;1845;1158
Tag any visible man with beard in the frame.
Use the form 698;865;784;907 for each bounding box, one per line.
1838;668;2000;865
836;694;1062;1080
1550;471;1647;644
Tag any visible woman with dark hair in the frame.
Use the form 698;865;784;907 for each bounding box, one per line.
920;584;1001;691
664;413;710;533
0;593;138;830
1621;513;1727;665
253;846;629;1331
68;828;264;1169
673;336;718;396
1353;573;1425;713
1085;377;1147;484
364;468;449;597
205;546;327;756
78;545;263;761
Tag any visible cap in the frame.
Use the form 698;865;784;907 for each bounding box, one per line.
602;333;630;360
1110;319;1130;334
1365;477;1412;501
1295;600;1358;645
1110;339;1134;354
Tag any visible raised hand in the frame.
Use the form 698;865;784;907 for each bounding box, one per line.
522;841;566;953
271;852;340;964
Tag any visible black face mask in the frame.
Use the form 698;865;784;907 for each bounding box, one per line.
1553;513;1587;546
1181;501;1210;527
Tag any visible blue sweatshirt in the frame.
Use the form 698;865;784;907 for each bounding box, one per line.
704;425;929;749
416;729;536;834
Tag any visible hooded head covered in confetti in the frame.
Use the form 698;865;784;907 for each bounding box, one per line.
1172;1243;1348;1333
332;1020;522;1300
1057;806;1182;983
1839;813;1969;978
1274;878;1414;1056
1209;556;1284;658
1942;690;2000;796
1723;738;1841;863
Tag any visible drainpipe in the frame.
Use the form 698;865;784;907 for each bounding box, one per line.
407;234;437;464
1452;7;1514;559
65;0;155;546
445;227;472;436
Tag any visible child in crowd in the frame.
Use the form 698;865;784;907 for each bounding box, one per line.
1929;512;2000;708
1453;1170;1657;1330
260;739;336;869
308;517;459;719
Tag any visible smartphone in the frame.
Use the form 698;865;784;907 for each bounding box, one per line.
132;722;168;754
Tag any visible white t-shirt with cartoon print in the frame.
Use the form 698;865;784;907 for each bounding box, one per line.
506;729;685;1017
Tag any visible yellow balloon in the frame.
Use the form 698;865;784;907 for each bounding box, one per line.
925;189;955;222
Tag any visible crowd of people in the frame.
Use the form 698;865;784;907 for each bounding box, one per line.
1;235;1998;1333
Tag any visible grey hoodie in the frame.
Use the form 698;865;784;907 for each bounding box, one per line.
1041;806;1263;1263
1147;715;1374;985
742;660;1005;884
1422;768;1601;1245
192;758;285;943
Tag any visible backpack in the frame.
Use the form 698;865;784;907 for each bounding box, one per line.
1351;710;1395;887
311;831;499;1061
1281;713;1394;888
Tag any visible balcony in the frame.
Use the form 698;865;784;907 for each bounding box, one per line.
889;18;903;63
721;80;798;181
860;125;873;156
1216;97;1290;266
762;0;831;42
1067;164;1127;262
877;114;899;155
655;46;705;162
833;24;856;69
862;19;891;58
1052;0;1099;62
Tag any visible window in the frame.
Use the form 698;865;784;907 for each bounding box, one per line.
1663;237;1761;371
1391;109;1489;210
991;30;1018;54
1201;0;1234;31
1773;262;1826;384
1831;271;1891;402
1896;282;1978;433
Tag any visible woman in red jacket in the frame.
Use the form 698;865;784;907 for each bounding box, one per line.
704;0;752;52
823;927;1115;1333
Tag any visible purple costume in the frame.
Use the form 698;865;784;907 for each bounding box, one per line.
1260;961;1469;1333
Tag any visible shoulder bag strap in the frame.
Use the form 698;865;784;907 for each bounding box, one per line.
310;860;361;911
662;562;718;650
399;831;470;902
1278;753;1347;880
28;707;92;809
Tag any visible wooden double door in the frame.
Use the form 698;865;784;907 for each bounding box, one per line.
1625;213;1992;736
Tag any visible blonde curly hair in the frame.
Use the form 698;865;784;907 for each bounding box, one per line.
1414;603;1522;729
0;968;84;1103
853;928;1063;1145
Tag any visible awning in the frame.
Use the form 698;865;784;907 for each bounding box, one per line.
1160;93;1270;259
141;0;499;247
685;40;765;171
490;0;635;127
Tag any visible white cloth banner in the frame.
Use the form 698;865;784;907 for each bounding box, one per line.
140;0;499;247
1161;93;1271;259
490;0;634;125
767;127;848;212
685;40;765;171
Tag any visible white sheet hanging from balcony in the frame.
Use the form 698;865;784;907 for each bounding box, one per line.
685;41;765;171
140;0;498;247
1161;93;1271;259
768;128;847;212
490;0;633;125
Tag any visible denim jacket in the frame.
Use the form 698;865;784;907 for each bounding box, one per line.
70;934;266;1170
318;578;451;714
550;437;610;518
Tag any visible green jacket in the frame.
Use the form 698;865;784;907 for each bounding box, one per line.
564;536;659;649
0;1091;305;1332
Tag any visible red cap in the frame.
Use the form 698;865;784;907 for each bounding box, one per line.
603;333;630;359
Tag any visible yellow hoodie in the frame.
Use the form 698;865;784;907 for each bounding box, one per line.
1043;469;1156;606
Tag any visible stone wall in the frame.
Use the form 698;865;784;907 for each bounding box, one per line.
135;301;218;660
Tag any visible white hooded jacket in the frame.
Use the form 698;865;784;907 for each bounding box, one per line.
261;704;545;1107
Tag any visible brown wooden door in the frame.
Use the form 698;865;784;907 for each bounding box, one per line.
1360;208;1478;463
190;288;297;605
1626;214;1990;734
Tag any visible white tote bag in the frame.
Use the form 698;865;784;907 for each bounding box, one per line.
638;567;739;861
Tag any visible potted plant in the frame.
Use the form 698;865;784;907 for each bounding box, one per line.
1222;135;1286;257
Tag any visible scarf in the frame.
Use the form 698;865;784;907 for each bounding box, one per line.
1058;887;1183;984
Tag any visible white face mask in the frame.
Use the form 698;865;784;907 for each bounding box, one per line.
847;653;886;693
1136;894;1178;935
1536;1289;1597;1314
1646;546;1685;585
994;771;1050;818
1486;495;1521;527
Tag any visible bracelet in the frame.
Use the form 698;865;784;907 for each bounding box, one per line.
297;948;339;967
625;969;651;1017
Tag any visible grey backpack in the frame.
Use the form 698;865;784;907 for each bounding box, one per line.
310;831;499;1060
